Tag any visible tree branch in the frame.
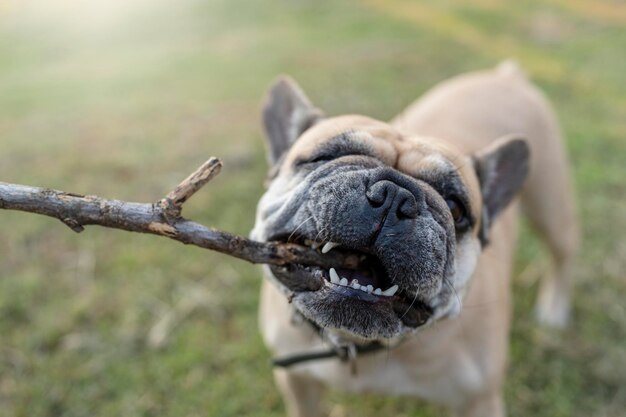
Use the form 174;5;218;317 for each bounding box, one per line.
0;158;359;272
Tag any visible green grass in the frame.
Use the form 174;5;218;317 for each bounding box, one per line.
0;0;625;416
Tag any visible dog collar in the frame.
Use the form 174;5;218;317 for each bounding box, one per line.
270;311;392;374
271;341;386;370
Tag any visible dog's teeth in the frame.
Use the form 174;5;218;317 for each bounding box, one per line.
374;288;382;295
366;285;373;293
321;241;340;254
329;268;340;284
382;285;399;297
339;278;348;286
351;280;360;289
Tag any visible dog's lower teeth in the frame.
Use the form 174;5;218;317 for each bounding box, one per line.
327;271;397;297
382;284;399;297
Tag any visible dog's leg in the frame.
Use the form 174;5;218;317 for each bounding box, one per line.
534;232;577;328
521;129;579;328
454;390;505;417
274;369;325;417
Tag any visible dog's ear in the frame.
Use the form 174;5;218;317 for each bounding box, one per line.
262;76;324;165
474;135;530;245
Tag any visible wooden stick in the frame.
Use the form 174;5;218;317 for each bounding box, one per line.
159;157;222;219
0;158;359;270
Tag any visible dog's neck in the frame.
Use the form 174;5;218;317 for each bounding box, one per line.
271;308;406;372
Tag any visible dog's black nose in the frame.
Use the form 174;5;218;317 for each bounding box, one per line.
366;179;419;221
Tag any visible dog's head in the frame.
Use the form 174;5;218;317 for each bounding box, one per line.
251;77;529;341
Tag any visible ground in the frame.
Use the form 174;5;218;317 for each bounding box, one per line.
0;0;625;416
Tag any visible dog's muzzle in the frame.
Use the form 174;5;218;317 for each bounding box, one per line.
260;164;455;339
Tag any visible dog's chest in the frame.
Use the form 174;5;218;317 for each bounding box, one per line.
261;281;485;405
286;337;484;407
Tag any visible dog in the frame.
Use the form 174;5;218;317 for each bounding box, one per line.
250;61;579;417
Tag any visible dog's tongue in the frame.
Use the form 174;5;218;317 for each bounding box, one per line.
337;268;381;288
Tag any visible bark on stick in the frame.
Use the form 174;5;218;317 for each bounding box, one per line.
0;158;358;270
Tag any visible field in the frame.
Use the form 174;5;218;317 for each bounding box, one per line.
0;0;625;416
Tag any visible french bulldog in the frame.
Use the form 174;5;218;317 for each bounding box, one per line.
250;61;579;417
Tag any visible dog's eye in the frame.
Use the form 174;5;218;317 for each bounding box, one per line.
445;197;469;229
308;154;335;164
295;150;375;169
295;154;336;167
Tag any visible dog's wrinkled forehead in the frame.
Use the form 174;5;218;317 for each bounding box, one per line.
277;115;483;229
280;116;399;169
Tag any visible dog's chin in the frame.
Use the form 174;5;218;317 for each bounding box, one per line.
267;242;434;340
292;287;426;340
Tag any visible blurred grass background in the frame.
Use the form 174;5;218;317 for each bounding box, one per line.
0;0;625;416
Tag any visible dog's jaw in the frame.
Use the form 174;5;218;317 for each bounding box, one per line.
251;153;466;340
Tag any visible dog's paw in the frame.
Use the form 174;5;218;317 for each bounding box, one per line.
535;283;571;328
